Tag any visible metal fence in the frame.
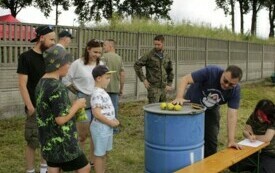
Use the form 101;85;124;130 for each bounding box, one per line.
1;22;275;117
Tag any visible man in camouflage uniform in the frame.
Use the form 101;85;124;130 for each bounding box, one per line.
134;35;174;103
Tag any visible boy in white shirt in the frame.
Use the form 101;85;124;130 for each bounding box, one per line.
90;65;120;173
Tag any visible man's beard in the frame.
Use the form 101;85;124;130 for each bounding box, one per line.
40;42;48;52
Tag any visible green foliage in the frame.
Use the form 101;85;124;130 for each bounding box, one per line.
118;0;172;20
73;0;172;22
216;0;232;15
0;0;32;17
34;0;70;17
1;82;275;172
93;18;275;44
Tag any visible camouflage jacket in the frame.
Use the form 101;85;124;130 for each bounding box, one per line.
134;48;174;88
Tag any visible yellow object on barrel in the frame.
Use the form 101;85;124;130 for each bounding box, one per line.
160;102;183;111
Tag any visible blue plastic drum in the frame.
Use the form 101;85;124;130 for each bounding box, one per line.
144;103;205;173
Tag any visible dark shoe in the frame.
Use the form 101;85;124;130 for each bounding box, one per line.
113;127;120;134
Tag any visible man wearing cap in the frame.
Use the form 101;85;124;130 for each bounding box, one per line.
57;30;73;49
35;45;90;173
17;25;55;173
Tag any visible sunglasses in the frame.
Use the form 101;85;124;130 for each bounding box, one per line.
223;75;237;88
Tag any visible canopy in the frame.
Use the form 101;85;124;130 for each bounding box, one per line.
0;14;20;23
0;14;35;41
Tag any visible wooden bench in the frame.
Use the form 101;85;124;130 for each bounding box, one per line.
175;142;270;173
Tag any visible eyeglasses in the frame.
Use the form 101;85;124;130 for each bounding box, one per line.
223;75;237;88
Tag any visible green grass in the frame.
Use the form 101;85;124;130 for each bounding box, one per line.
0;81;275;172
93;18;275;44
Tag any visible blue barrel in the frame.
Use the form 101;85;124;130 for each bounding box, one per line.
144;103;205;173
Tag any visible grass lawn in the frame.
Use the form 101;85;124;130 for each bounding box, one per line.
0;80;274;173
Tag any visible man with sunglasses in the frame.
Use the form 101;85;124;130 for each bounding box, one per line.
173;65;243;158
17;25;55;173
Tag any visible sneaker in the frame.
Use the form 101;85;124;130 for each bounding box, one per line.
113;127;120;134
90;161;94;167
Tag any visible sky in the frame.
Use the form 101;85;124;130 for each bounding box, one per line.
0;0;270;38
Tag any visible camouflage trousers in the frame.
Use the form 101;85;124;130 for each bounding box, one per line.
147;86;167;104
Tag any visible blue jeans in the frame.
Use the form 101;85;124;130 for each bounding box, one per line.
108;93;119;133
108;93;119;119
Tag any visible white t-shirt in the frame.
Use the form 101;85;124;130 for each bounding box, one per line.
91;87;115;120
91;87;115;131
62;58;103;95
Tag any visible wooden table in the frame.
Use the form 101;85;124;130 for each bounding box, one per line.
175;142;270;173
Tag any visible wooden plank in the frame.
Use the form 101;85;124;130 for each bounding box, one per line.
175;142;270;173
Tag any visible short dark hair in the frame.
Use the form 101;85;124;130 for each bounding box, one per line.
154;35;164;42
225;65;243;81
105;39;116;48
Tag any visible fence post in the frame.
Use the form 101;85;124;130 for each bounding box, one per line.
77;27;83;60
246;42;249;81
228;40;231;66
261;45;264;79
135;32;141;100
205;38;208;67
175;35;179;91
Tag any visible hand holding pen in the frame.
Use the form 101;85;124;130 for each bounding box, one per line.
248;131;256;142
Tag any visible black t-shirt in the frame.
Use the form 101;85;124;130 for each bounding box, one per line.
17;49;45;107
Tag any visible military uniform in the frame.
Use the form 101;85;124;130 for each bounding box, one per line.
134;48;174;103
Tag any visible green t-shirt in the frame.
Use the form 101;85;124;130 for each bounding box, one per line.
246;114;275;157
102;52;124;93
35;78;82;163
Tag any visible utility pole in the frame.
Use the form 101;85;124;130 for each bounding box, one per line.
55;2;59;26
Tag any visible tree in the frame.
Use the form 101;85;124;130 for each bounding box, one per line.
215;0;236;33
249;0;265;35
74;0;173;22
118;0;172;20
148;0;172;20
34;0;70;25
74;0;120;22
263;0;275;37
0;0;32;17
118;0;150;19
236;0;250;34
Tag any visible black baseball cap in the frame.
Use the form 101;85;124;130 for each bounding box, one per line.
30;25;54;43
92;65;116;79
58;30;73;39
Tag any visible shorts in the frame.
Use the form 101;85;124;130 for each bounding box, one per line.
47;153;88;172
24;112;40;149
90;120;113;156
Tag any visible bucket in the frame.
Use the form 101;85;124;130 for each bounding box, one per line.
144;103;205;173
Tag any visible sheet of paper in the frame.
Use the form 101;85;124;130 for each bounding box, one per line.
238;138;264;147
